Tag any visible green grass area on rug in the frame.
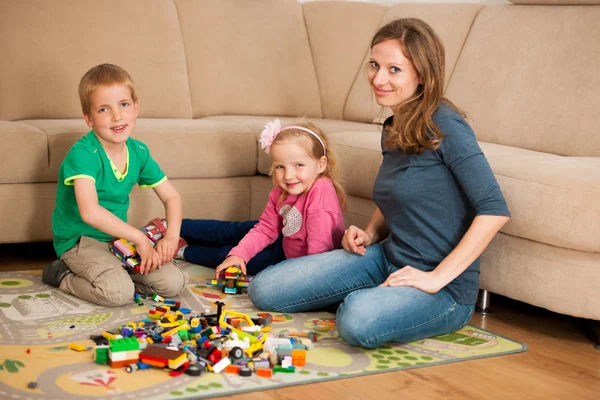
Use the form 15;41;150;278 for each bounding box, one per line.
0;263;527;400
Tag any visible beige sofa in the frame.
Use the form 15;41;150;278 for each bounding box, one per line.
0;0;598;321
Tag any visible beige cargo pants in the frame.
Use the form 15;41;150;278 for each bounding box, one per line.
59;236;189;306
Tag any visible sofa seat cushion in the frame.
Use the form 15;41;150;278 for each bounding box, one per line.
21;119;257;182
313;131;600;254
128;177;255;228
326;130;383;200
0;183;56;242
481;232;600;321
481;142;600;253
0;121;51;183
204;116;380;175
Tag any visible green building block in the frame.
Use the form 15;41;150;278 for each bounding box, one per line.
95;346;109;365
200;328;214;338
109;337;140;352
178;330;190;341
273;366;295;373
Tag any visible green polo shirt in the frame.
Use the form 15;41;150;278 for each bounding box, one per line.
52;131;166;257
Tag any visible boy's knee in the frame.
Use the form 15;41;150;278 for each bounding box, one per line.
105;285;135;306
152;269;189;298
98;275;135;307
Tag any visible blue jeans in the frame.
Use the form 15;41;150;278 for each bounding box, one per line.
248;244;474;348
180;219;286;276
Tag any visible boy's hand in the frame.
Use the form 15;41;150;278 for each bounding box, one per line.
155;235;178;264
215;256;246;278
136;239;161;275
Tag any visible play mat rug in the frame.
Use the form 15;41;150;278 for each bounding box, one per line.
0;263;527;400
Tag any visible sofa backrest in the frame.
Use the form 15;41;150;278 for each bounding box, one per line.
0;0;193;120
0;0;485;125
2;0;598;158
446;2;600;156
175;0;322;119
302;1;387;120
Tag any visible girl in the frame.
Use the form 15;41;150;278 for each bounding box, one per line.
247;18;510;349
159;120;347;277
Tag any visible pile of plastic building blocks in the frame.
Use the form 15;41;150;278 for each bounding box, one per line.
86;294;315;378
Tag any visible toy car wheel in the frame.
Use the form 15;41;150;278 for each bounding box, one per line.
185;364;203;376
230;346;244;360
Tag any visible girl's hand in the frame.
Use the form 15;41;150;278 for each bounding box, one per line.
136;239;161;275
155;235;178;264
342;225;373;255
215;256;247;278
379;265;444;294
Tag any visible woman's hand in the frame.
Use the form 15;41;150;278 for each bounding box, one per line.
136;239;161;275
215;256;246;278
379;265;444;294
155;235;178;264
341;225;373;255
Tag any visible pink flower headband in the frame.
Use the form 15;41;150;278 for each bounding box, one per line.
259;119;326;155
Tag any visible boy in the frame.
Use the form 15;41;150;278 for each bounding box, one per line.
42;64;188;306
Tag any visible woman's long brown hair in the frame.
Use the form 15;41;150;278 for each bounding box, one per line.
370;18;465;154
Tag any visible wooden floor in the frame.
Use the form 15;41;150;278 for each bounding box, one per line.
1;243;598;400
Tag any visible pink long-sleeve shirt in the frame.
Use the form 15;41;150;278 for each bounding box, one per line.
228;178;345;263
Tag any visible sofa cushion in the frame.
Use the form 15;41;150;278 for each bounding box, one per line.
446;5;600;156
0;122;51;183
327;130;383;200
510;1;600;4
129;178;254;228
0;178;255;244
481;142;600;253
22;119;257;182
310;130;600;254
303;1;387;120
481;232;600;321
175;0;321;119
0;0;192;120
0;183;56;242
204;116;380;175
344;3;484;123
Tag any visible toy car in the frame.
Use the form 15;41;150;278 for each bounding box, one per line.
223;266;243;294
205;266;251;295
109;238;141;273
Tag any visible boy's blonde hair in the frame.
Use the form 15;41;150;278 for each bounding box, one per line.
269;120;347;213
78;63;137;115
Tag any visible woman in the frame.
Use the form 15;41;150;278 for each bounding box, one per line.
247;18;510;349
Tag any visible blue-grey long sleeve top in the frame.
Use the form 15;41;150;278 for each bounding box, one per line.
373;103;510;305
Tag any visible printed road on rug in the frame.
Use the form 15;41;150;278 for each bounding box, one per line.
0;263;527;399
